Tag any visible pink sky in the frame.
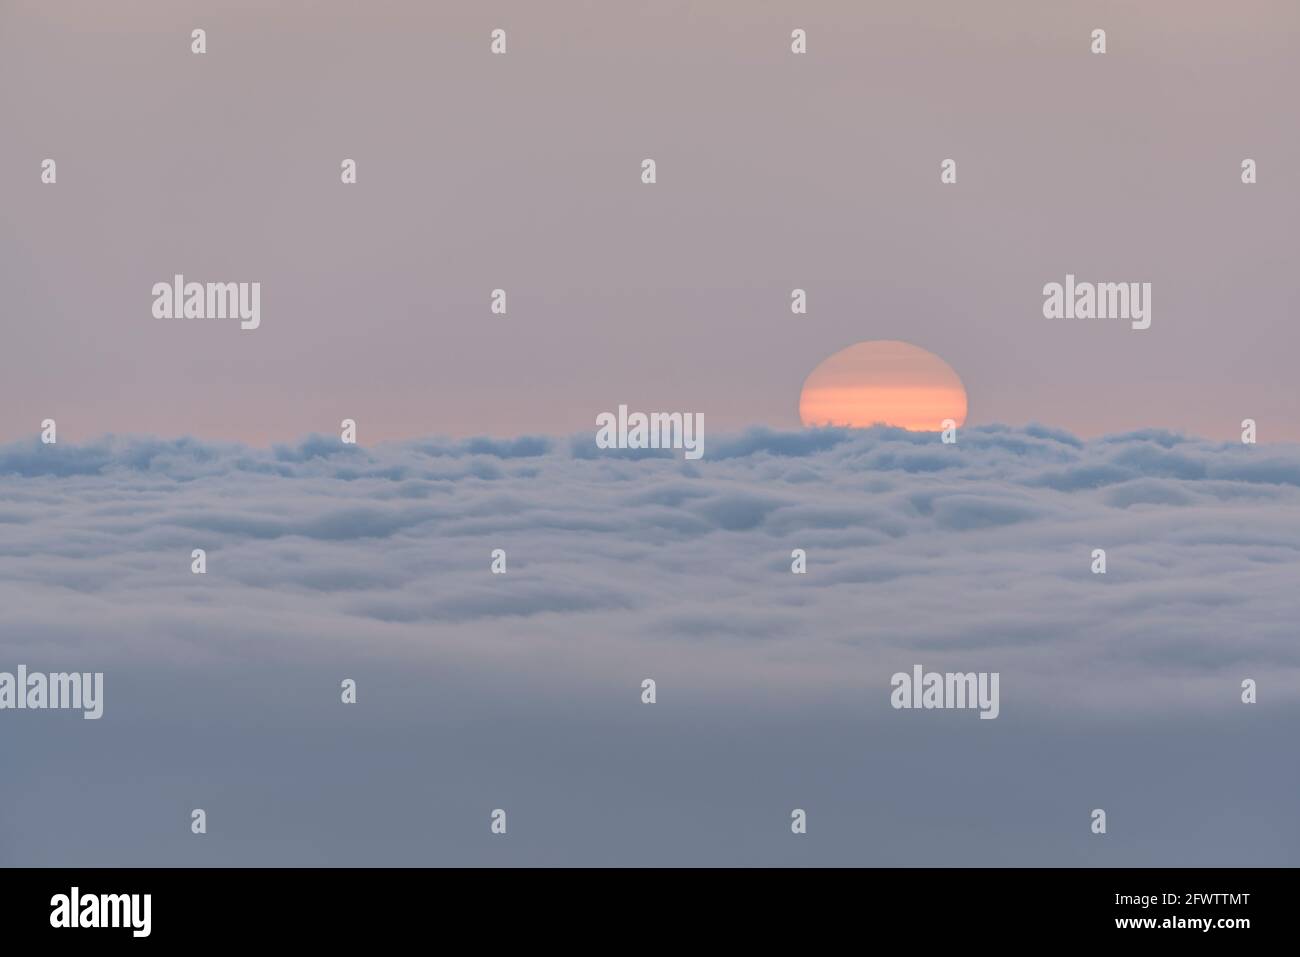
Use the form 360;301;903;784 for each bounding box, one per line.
2;0;1297;444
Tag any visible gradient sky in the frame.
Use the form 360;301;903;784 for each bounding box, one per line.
3;0;1298;444
3;2;1299;868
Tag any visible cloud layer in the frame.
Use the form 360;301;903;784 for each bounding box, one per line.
3;424;1299;865
3;424;1298;712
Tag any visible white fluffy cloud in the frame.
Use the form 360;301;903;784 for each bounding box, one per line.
3;424;1298;715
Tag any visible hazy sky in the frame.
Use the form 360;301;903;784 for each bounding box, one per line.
2;0;1297;444
3;3;1299;867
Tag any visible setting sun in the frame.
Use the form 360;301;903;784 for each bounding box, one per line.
799;340;968;431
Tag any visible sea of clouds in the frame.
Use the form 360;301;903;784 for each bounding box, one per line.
3;424;1298;711
1;424;1297;865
